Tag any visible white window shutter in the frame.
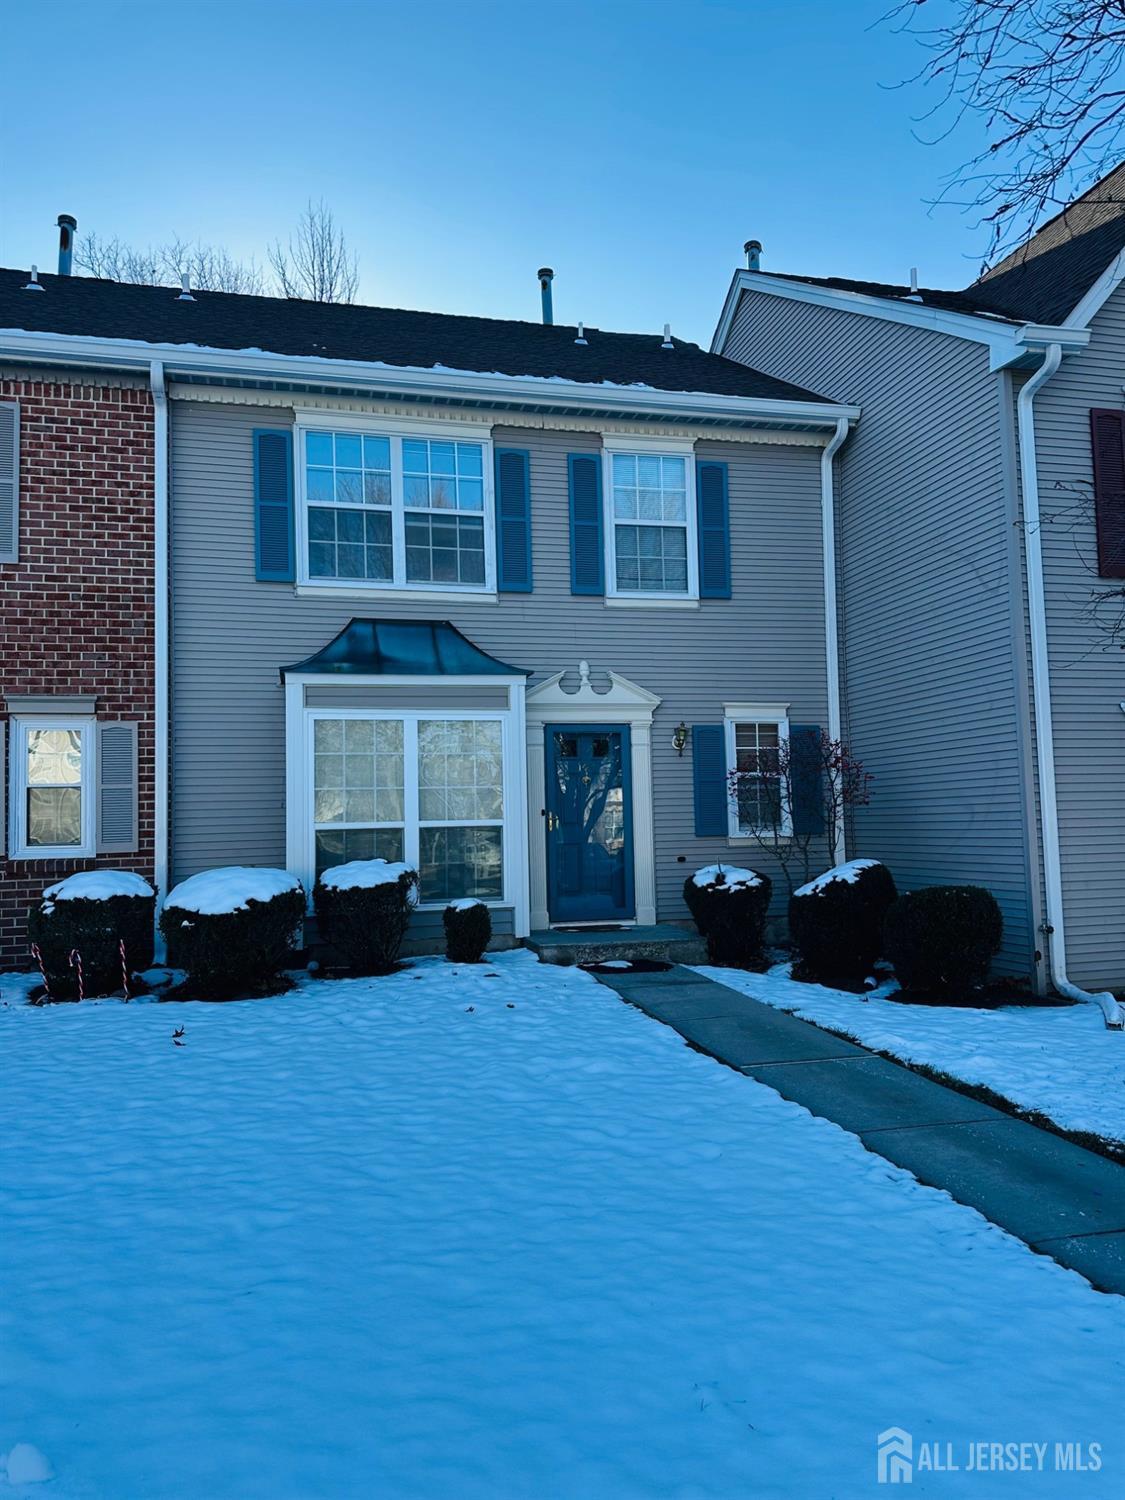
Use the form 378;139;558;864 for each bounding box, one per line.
0;402;18;563
97;721;138;853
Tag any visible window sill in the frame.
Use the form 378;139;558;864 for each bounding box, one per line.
727;834;793;847
295;584;499;605
9;848;96;862
603;596;700;610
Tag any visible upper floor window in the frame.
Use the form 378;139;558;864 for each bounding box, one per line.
298;425;494;593
604;445;698;599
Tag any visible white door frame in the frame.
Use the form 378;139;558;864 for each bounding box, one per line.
525;662;661;930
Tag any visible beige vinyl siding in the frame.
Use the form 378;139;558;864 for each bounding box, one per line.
1031;280;1125;989
720;290;1038;976
169;402;830;929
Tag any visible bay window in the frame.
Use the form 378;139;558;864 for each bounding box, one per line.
299;423;494;593
311;713;505;903
604;443;698;599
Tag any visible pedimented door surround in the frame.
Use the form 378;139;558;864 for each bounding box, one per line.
526;662;660;929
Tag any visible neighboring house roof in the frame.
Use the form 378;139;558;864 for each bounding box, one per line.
748;161;1125;330
280;619;530;679
0;267;827;405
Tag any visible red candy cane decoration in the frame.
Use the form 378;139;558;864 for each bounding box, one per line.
30;943;52;1001
119;939;131;1001
68;948;85;1003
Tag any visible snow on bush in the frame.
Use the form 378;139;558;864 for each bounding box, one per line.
683;863;771;968
160;867;306;998
789;858;897;989
883;884;1003;1002
443;898;491;964
314;859;418;976
27;871;156;1001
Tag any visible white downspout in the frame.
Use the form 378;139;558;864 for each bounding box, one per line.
1017;343;1124;1027
150;361;169;953
821;415;850;864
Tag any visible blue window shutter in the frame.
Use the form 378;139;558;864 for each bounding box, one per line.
790;725;825;836
254;428;295;582
494;447;533;593
696;460;731;598
692;724;728;836
568;453;604;595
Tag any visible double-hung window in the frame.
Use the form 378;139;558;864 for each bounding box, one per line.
10;716;96;858
312;713;505;903
605;443;697;599
300;423;494;593
724;706;790;838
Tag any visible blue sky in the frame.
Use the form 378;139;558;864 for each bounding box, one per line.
1;0;986;344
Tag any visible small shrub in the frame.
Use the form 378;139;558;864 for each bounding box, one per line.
444;899;492;963
314;859;418;975
27;871;155;1000
683;863;772;968
789;858;897;988
883;885;1003;1001
161;867;305;998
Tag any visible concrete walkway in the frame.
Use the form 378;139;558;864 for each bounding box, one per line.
592;964;1125;1296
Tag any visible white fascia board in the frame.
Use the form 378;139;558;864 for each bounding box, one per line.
1062;246;1125;330
711;269;1088;371
0;327;859;432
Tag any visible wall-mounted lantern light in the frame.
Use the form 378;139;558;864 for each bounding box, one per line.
672;721;688;757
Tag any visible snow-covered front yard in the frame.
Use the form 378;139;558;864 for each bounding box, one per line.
3;950;1125;1499
696;963;1125;1149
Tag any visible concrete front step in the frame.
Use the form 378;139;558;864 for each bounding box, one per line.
525;923;707;967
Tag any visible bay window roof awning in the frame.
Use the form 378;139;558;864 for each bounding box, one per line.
280;619;530;680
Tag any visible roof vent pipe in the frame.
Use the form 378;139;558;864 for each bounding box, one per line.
744;239;762;271
574;320;587;346
57;214;76;276
661;323;674;349
23;266;44;292
905;267;922;302
177;272;195;302
538;267;554;325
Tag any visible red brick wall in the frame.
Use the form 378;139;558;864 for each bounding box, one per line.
0;375;155;967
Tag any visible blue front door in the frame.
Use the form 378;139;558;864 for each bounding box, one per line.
545;725;635;924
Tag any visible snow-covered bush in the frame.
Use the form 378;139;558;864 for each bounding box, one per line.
160;867;305;998
683;864;771;968
788;858;897;988
883;885;1003;1002
313;859;418;975
27;870;155;1000
443;898;492;963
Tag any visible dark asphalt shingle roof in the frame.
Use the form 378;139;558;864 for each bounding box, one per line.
0;267;828;405
759;162;1125;329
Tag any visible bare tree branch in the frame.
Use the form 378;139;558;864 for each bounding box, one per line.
76;232;266;294
884;0;1125;265
268;200;359;304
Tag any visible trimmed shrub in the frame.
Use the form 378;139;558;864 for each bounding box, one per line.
883;884;1003;1001
788;858;897;988
161;867;305;998
444;899;492;963
314;859;418;975
683;863;772;968
27;871;155;1000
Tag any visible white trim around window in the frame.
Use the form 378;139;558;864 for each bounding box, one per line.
284;674;529;932
722;702;791;841
601;434;698;603
293;410;497;597
9;715;96;859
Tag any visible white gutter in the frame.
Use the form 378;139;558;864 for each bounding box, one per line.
1017;343;1124;1027
820;416;850;864
150;361;169;955
0;328;861;433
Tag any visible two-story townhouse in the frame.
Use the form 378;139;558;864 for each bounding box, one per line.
0;246;153;965
713;164;1125;1012
0;266;858;955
